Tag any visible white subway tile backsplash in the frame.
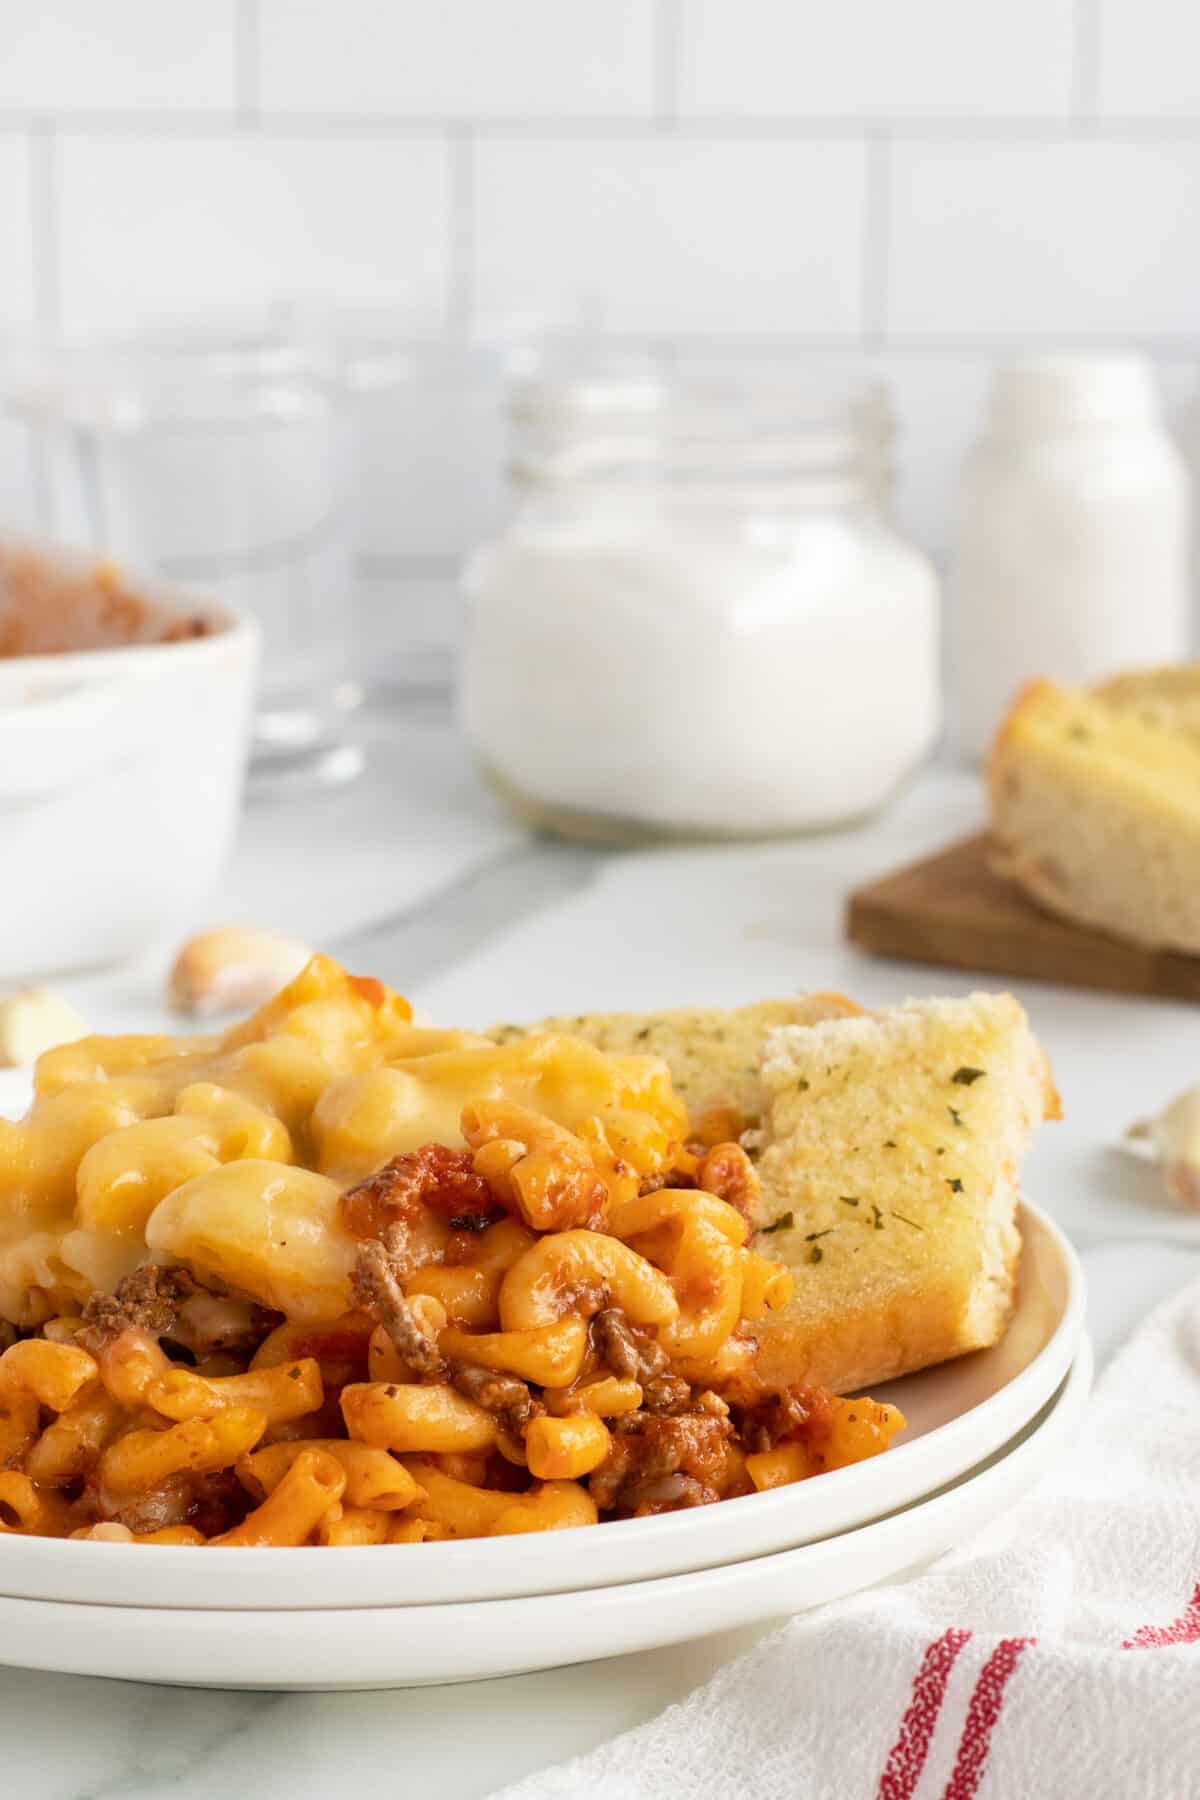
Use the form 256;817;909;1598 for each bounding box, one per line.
0;415;37;534
259;0;655;118
1096;0;1200;118
55;133;450;330
7;1;1200;575
0;136;40;530
473;136;867;335
878;352;993;558
0;134;35;324
679;0;1075;120
355;567;462;688
888;140;1200;340
0;1;235;114
351;357;511;563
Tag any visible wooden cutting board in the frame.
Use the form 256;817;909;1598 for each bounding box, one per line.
846;832;1200;1001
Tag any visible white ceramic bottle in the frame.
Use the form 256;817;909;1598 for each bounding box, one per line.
951;354;1191;762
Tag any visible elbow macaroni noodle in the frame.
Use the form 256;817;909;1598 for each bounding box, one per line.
0;956;904;1546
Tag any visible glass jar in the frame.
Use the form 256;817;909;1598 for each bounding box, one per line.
282;300;557;694
460;367;940;841
5;324;361;792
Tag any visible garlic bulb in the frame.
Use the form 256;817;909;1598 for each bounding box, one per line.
167;927;314;1017
0;989;88;1068
1124;1087;1200;1209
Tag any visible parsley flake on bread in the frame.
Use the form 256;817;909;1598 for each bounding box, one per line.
750;993;1059;1392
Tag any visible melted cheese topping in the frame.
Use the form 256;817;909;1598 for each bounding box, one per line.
0;955;686;1326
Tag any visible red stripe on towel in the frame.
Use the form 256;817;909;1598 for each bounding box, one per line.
941;1636;1034;1800
1123;1580;1200;1649
876;1628;972;1800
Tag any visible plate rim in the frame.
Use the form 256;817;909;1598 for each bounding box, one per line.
0;1197;1085;1609
0;1341;1094;1689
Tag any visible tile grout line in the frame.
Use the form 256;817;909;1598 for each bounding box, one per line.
862;130;891;349
29;119;60;330
539;331;1200;356
235;0;261;126
655;0;682;127
1072;0;1100;120
4;112;1200;142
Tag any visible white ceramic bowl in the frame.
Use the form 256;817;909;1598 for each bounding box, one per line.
0;1199;1084;1610
0;1341;1093;1690
0;545;258;978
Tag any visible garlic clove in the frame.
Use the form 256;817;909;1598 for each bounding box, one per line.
1121;1086;1200;1209
1164;1161;1200;1210
0;989;89;1068
1119;1118;1158;1161
166;927;314;1018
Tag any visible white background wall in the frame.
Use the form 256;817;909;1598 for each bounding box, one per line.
2;0;1199;634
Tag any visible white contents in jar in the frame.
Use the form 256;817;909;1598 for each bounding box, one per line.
462;503;940;839
951;354;1191;764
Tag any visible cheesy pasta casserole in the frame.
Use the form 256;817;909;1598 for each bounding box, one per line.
0;957;902;1545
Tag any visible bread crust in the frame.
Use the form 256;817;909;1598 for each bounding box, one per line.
988;678;1200;954
1095;663;1200;744
751;1242;1019;1394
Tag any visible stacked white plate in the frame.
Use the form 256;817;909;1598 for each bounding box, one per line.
0;1200;1087;1690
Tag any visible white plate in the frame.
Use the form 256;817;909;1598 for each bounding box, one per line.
0;1202;1083;1609
0;1340;1093;1690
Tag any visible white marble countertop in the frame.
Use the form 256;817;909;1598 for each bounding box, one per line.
6;704;1200;1800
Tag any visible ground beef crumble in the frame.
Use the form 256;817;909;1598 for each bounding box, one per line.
591;1409;735;1514
340;1145;497;1241
78;1263;199;1348
351;1238;446;1379
734;1384;838;1455
590;1307;668;1384
450;1364;542;1435
640;1374;692;1415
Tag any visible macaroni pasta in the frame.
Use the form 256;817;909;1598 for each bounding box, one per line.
0;957;903;1545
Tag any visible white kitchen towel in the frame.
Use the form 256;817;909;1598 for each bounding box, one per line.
494;1274;1200;1800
